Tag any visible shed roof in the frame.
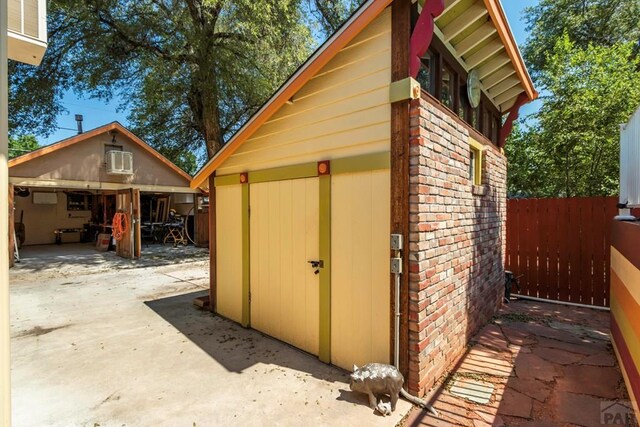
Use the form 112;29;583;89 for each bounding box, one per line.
191;0;536;189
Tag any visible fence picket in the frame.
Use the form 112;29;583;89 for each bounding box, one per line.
506;197;616;308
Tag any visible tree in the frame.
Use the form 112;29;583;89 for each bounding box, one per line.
9;1;364;168
10;0;319;166
523;0;640;80
8;135;39;159
310;0;364;36
506;36;640;197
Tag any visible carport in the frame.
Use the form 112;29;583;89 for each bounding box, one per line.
8;122;208;264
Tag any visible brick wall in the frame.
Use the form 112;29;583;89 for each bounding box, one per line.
406;96;507;396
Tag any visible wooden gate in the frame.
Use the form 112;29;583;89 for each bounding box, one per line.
505;197;618;307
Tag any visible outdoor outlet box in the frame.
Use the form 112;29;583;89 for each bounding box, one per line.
390;234;403;251
391;257;403;274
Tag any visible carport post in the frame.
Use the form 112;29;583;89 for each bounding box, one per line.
0;0;12;423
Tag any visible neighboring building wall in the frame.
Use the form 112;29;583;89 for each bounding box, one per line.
10;133;190;188
216;8;391;175
610;221;640;421
14;190;91;245
407;96;506;396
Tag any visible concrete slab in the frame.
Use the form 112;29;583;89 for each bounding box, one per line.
10;256;409;426
450;379;494;404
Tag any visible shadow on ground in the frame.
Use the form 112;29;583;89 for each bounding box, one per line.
405;299;636;427
144;290;352;386
13;243;208;275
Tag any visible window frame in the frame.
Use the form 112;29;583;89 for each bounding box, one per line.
468;138;486;187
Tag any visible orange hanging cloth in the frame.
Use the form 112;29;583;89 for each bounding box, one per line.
112;212;129;241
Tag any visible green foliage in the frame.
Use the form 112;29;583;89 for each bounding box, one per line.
507;36;640;197
9;0;320;166
8;135;40;159
310;0;364;36
523;0;640;80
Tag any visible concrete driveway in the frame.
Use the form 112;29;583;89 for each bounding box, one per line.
10;245;411;426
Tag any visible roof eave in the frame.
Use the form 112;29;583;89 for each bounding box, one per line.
482;0;537;102
190;0;394;189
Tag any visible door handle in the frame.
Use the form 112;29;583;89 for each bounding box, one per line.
308;260;324;274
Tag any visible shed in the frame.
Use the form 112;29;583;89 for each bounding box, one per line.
190;0;536;397
9;122;207;260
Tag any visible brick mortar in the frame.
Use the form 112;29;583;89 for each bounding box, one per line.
406;98;507;396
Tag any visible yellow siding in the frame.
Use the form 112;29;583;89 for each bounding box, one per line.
217;8;391;175
216;185;243;323
331;170;390;369
249;178;320;355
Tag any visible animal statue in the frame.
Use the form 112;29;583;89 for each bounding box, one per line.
350;363;438;416
376;401;392;416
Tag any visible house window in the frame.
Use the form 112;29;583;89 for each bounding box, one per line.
469;138;484;186
417;51;435;95
67;192;93;211
441;65;454;109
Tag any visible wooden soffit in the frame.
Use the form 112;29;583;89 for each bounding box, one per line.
433;0;538;112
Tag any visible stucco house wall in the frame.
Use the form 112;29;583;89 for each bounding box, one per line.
10;131;190;189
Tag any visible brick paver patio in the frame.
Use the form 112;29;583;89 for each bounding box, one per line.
402;299;637;427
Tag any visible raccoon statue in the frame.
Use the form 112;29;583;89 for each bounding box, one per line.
350;363;438;416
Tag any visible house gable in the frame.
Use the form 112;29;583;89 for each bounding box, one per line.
9;123;192;189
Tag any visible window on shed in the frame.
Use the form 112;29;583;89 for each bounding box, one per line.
417;51;435;95
459;85;471;122
469;139;484;186
441;65;454;109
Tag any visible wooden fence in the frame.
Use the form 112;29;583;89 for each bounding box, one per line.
505;197;618;307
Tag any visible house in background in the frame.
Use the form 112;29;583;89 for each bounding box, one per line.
190;0;536;397
9;122;207;260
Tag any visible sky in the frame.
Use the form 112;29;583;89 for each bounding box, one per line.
39;0;541;146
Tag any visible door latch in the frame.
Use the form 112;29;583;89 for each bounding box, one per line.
308;260;324;274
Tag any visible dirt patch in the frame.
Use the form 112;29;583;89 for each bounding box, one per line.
13;324;71;338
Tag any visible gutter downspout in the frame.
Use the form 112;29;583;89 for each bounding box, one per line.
390;234;403;370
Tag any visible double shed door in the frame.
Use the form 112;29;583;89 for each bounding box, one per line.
217;170;390;368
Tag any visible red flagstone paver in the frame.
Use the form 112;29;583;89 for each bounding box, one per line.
582;352;616;367
497;388;532;419
552;391;603;427
506;378;551;403
499;325;537;346
458;347;514;378
514;353;561;382
473;324;512;353
556;365;621;399
535;336;598;355
531;345;585;365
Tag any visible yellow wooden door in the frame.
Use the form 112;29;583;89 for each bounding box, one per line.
249;178;320;355
330;170;390;369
